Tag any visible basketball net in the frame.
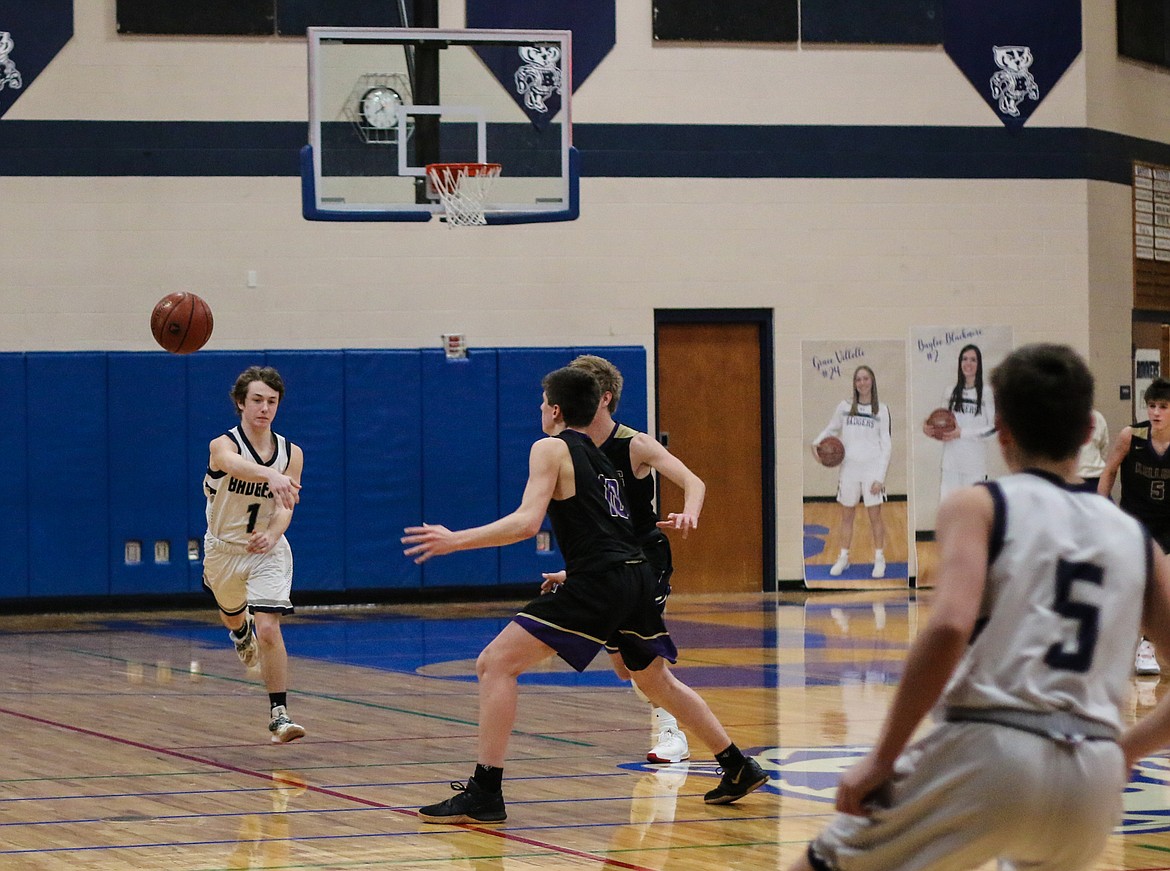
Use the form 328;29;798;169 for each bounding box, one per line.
425;163;502;227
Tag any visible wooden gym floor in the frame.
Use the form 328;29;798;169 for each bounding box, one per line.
2;591;1170;870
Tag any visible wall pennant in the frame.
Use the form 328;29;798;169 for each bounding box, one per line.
466;0;615;130
943;0;1081;129
0;1;73;120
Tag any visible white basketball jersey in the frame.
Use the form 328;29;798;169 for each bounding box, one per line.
940;470;1151;733
203;426;292;545
815;401;892;479
941;386;996;476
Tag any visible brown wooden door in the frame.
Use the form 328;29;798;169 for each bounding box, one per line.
656;320;767;592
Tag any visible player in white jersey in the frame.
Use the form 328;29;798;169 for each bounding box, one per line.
791;343;1170;871
927;344;997;501
813;365;892;578
203;365;306;744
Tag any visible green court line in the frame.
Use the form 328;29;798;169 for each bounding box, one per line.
64;646;595;748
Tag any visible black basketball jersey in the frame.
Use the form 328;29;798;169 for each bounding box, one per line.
600;422;659;538
548;429;643;574
1119;423;1170;546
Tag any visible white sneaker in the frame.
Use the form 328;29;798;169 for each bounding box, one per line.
230;614;259;669
268;705;306;744
646;726;690;763
871;556;886;578
829;551;850;576
1136;639;1160;676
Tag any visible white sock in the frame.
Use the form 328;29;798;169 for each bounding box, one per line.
653;707;677;732
632;681;651;704
874;549;884;560
837;548;849;559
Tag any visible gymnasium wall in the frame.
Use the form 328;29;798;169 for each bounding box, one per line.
0;345;646;601
3;1;1170;587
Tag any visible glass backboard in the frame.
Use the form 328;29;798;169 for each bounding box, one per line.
303;27;577;225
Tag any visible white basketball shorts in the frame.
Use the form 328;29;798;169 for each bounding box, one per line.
202;534;294;615
808;721;1124;871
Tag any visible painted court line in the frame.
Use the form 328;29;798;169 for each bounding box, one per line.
0;705;657;871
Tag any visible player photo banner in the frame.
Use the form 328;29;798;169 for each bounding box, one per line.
910;325;1013;586
943;0;1081;129
466;0;614;129
802;339;910;591
0;0;73;120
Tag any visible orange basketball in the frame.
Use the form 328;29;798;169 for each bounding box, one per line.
926;407;958;438
816;436;845;468
151;292;213;354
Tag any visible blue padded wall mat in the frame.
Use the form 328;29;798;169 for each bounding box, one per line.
26;353;109;596
420;349;499;588
343;350;423;590
0;354;29;597
107;352;190;594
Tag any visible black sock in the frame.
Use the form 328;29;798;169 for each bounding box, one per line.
269;692;287;712
471;763;503;793
231;622;250;639
715;743;746;772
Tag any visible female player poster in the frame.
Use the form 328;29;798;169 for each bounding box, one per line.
910;324;1013;587
802;339;909;590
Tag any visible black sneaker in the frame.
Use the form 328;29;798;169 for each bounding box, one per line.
703;757;768;805
418;780;507;824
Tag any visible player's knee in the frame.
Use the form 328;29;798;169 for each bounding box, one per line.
476;644;516;681
253;617;280;648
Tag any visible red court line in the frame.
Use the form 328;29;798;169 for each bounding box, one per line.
0;705;655;871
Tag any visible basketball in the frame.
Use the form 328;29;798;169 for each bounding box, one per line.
150;292;213;354
816;436;845;468
926;407;958;438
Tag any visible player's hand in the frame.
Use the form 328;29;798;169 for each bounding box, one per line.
246;531;277;555
267;471;301;510
870;481;884;496
938;426;962;442
402;524;456;564
834;752;894;817
657;512;698;538
540;571;566;594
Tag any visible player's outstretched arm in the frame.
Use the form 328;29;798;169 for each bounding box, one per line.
403;437;564;563
834;485;991;816
1097;426;1133;498
630;432;705;536
1121;542;1170;768
208;434;301;510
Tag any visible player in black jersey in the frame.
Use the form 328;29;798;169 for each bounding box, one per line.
1099;377;1170;675
538;354;705;764
403;367;765;824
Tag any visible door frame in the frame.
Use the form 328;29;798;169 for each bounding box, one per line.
653;308;777;591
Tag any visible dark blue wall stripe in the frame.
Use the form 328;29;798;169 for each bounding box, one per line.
1;121;1168;183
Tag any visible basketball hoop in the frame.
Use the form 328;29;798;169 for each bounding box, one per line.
425;162;502;227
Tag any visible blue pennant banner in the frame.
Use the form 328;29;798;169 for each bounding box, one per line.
466;0;614;129
944;0;1081;129
0;1;74;120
